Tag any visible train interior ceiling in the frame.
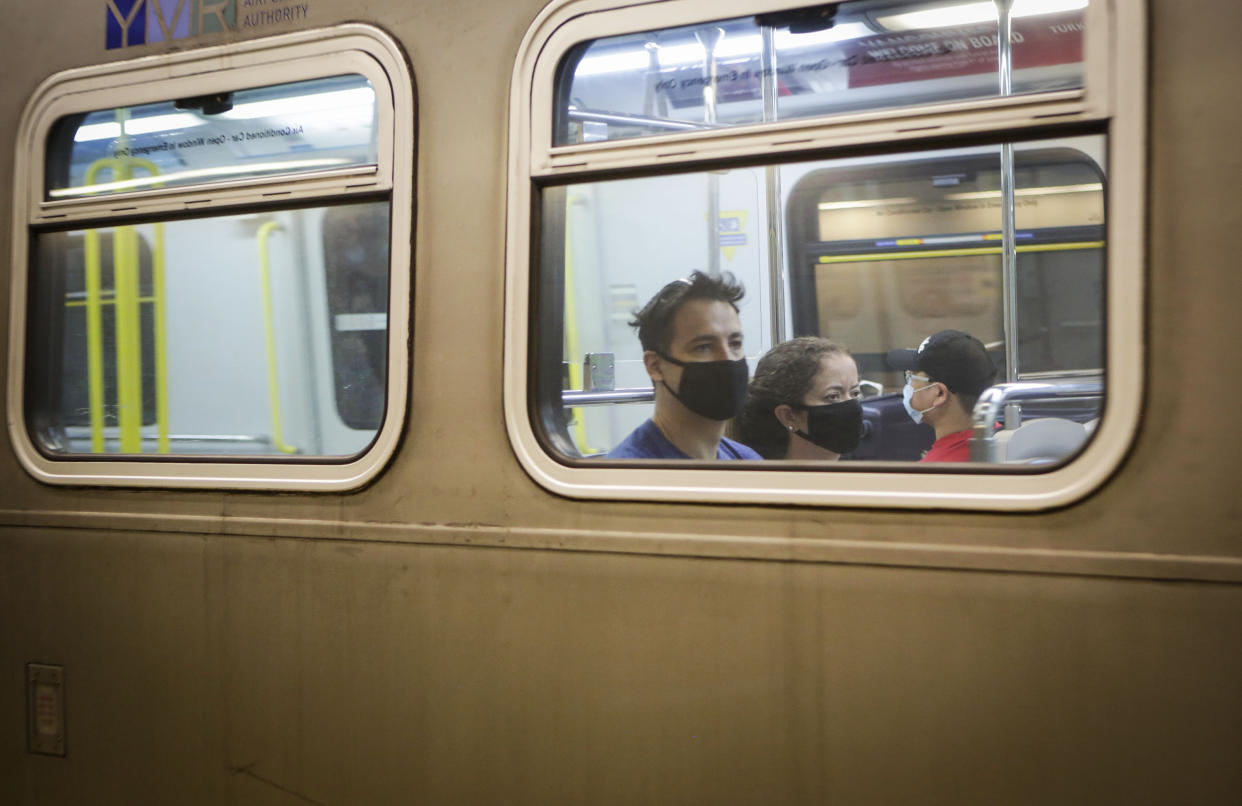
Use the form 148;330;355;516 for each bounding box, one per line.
0;0;1240;804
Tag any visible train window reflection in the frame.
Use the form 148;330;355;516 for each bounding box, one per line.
46;74;379;199
537;136;1105;466
11;26;412;488
790;144;1105;387
555;0;1087;146
27;201;390;458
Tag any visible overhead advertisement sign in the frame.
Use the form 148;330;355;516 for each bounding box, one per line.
842;11;1084;88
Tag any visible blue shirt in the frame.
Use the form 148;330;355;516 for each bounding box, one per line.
606;419;761;460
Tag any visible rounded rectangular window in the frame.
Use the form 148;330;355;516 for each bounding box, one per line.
27;200;390;458
9;26;414;489
46;74;380;199
556;0;1087;146
536;136;1105;465
506;0;1145;510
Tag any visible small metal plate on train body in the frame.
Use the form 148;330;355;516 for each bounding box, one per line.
27;663;66;756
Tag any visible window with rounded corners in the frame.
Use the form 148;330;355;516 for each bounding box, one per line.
8;25;415;490
504;0;1145;510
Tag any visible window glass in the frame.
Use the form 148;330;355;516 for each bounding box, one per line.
537;135;1104;464
46;74;378;199
1011;152;1104;376
12;27;411;489
794;144;1104;383
556;0;1087;145
27;200;390;458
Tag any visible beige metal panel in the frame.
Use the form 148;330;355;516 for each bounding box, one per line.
1144;0;1242;538
0;528;222;802
2;527;1242;803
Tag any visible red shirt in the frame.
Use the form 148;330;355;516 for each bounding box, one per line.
920;429;972;462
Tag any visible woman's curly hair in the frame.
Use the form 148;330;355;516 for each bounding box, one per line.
732;337;851;459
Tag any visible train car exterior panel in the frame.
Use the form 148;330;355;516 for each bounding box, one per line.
3;525;1241;803
1;0;1240;803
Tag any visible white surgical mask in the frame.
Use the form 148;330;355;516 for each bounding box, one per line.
902;380;937;424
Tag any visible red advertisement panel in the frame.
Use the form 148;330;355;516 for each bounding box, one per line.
844;11;1084;88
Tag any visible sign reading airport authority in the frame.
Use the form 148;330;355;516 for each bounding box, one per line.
105;0;311;49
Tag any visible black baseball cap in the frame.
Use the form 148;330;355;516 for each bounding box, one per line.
886;330;997;396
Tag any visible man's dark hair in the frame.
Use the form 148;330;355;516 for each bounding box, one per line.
630;271;745;354
954;389;984;418
732;337;850;459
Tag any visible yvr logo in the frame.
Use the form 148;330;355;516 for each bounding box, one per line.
106;1;309;49
106;0;235;49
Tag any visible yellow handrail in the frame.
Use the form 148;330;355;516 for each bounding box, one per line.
152;217;169;454
113;220;142;452
79;154;168;453
83;225;105;453
816;242;1106;264
563;194;595;455
257;221;298;454
82;158;137;452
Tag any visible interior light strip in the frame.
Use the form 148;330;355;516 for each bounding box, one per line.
49;158;354;198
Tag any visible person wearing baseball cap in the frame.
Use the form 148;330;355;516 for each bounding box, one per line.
886;330;998;462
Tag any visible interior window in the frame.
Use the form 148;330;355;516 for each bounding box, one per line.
10;27;413;488
556;0;1087;145
788;145;1105;383
537;136;1105;464
47;75;379;199
28;201;390;457
510;0;1142;507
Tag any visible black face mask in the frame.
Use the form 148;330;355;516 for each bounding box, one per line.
657;353;749;421
792;398;863;455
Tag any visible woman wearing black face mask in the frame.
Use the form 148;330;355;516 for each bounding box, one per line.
732;337;863;461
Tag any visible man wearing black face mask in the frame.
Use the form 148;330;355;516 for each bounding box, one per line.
606;271;761;460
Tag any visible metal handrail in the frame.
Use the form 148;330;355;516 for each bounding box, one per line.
257;221;298;454
970;379;1103;461
562;387;655;407
566;108;709;133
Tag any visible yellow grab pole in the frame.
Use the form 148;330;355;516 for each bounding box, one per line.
83;229;106;453
151;221;169;453
563;193;594;455
81;158;125;452
113;221;143;453
127;158;169;455
816;242;1106;264
77;136;167;453
106;152;143;453
257;221;297;454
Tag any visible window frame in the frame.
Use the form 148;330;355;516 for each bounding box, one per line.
504;0;1146;511
7;24;415;491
